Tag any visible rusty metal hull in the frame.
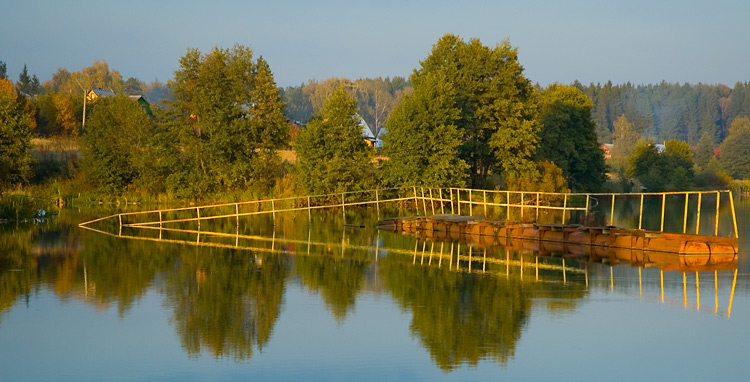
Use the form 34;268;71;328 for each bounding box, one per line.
378;214;738;271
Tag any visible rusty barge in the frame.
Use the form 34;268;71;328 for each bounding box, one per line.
378;214;738;271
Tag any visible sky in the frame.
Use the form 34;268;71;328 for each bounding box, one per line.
2;0;749;88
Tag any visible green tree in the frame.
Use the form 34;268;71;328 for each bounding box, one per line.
536;84;606;191
42;68;72;94
412;34;538;187
0;78;34;192
280;84;313;123
719;117;750;179
16;64;40;96
80;95;154;194
294;87;374;195
693;131;715;171
122;77;143;95
627;138;694;191
164;45;288;197
381;72;468;187
507;160;570;194
610;114;641;173
0;61;7;80
72;60;123;94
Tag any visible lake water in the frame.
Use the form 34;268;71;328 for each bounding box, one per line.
1;197;750;381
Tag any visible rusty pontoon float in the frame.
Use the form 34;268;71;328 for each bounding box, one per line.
378;214;738;270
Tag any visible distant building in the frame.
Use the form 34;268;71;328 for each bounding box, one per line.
359;116;377;147
86;88;116;102
129;95;153;117
85;89;152;116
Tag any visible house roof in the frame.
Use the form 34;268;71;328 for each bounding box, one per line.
89;88;116;97
359;116;376;140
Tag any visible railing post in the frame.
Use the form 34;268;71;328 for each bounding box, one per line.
660;194;666;232
610;194;615;226
584;194;590;226
272;199;276;221
536;192;540;223
729;191;738;238
439;188;445;214
638;193;644;230
421;187;428;215
159;210;163;228
469;189;473;216
562;194;567;225
119;213;122;227
506;191;510;221
413;186;419;215
483;190;487;217
715;191;720;236
696;193;702;235
235;203;239;227
520;192;524;220
429;188;435;215
457;189;461;215
342;193;346;218
682;192;690;233
307;196;312;220
375;189;380;219
449;188;454;214
196;207;201;230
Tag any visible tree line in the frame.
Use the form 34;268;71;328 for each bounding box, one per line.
576;81;750;146
2;34;749;203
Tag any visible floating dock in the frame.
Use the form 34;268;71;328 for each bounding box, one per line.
378;214;738;270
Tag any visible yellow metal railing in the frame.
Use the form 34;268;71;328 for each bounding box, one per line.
78;187;738;238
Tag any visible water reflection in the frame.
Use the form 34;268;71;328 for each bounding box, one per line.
0;206;745;372
163;249;289;359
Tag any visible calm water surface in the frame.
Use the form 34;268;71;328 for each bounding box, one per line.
1;198;750;381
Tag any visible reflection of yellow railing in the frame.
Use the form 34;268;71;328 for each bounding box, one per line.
596;266;739;318
79;221;738;318
78;187;739;239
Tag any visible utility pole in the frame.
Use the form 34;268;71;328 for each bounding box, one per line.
82;88;87;129
75;77;88;131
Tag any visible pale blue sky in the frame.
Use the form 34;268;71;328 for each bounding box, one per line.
2;0;748;87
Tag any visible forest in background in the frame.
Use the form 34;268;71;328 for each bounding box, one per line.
2;34;750;217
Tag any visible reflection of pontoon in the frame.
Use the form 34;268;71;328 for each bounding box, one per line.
378;214;738;273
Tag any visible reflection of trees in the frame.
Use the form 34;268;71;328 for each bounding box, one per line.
81;235;176;316
164;248;288;359
0;226;34;317
380;257;586;370
294;255;367;322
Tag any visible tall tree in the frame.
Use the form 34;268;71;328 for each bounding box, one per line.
165;45;287;197
244;56;289;187
16;64;40;96
0;61;6;80
627;138;694;191
72;60;123;94
693;131;715;171
122;77;143;95
719;117;750;180
294;87;374;195
0;79;34;193
536;84;606;191
381;72;468;187
80;95;154;194
611;114;640;172
412;34;538;187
